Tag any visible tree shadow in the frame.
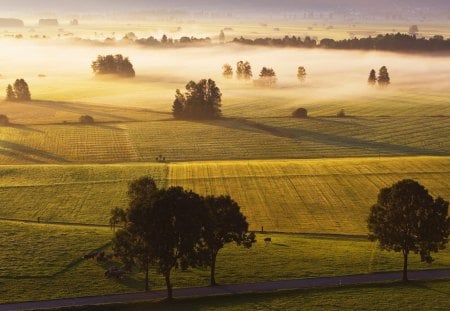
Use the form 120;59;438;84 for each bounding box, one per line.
410;280;450;297
192;117;449;157
0;140;69;163
9;123;45;133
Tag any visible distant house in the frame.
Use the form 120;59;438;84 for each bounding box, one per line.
39;19;59;26
0;18;24;27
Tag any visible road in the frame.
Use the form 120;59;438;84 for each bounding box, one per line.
1;269;449;311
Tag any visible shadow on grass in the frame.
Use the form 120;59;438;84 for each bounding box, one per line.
0;140;69;163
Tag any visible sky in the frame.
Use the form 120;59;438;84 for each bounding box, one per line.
0;0;448;13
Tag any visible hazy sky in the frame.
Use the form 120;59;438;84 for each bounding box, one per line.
0;0;448;13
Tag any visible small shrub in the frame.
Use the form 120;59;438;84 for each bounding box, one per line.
337;109;346;118
79;115;94;124
292;108;308;118
0;114;10;125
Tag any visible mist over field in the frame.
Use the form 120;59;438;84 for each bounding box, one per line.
0;38;449;110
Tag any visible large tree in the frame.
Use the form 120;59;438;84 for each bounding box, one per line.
149;187;205;299
111;177;158;291
92;54;135;77
257;67;277;87
368;179;450;281
172;79;222;119
197;195;255;286
236;61;252;80
377;66;390;87
13;79;31;101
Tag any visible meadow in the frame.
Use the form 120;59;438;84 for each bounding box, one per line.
0;23;449;306
0;157;449;233
1;227;449;303
70;279;450;311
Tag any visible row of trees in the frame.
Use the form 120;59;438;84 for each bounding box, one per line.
222;62;307;86
92;54;135;78
368;66;391;87
5;79;31;101
110;177;255;299
233;33;450;52
172;79;222;119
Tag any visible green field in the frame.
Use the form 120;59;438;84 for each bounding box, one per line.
70;279;450;311
1;225;449;303
0;157;449;233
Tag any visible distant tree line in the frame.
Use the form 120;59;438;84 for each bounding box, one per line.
110;177;255;299
92;54;135;77
233;33;450;52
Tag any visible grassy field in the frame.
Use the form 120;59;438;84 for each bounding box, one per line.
0;93;449;164
1;226;449;304
70;279;450;311
169;157;450;234
0;157;449;233
0;164;167;224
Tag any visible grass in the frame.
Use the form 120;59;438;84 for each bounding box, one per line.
1;227;449;304
67;279;450;311
169;157;450;234
0;163;167;224
0;157;448;232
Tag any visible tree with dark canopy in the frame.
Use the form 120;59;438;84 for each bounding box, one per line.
368;69;377;85
79;115;94;124
297;66;306;83
92;54;135;77
377;66;390;87
195;195;255;286
257;67;277;87
149;187;205;299
13;79;31;101
172;79;222;120
236;61;252;80
222;64;233;79
5;84;15;101
368;179;450;282
111;177;158;291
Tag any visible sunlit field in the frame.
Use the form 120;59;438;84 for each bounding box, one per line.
1;225;449;303
0;11;449;308
0;157;448;234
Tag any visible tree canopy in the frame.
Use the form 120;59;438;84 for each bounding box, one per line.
377;66;390;87
195;195;255;286
172;79;222;120
257;67;277;87
368;179;450;281
222;64;233;79
236;61;253;80
91;54;135;77
111;176;255;298
368;69;377;85
7;79;31;101
297;66;306;83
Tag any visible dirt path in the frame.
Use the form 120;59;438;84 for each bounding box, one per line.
1;269;449;311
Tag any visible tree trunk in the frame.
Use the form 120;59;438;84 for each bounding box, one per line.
144;257;150;292
402;250;409;282
165;270;173;300
210;250;218;286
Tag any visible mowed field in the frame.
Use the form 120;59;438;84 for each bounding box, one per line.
0;157;449;234
0;89;449;164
